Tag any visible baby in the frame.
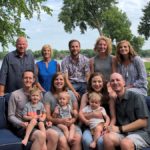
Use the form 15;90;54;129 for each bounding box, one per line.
80;92;110;148
53;91;78;143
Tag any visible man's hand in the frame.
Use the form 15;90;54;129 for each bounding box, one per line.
21;122;29;128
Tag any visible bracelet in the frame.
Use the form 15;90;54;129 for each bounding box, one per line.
119;126;124;134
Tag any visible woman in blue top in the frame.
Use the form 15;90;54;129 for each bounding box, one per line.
36;44;60;92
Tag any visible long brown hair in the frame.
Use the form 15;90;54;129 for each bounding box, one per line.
116;40;137;63
51;72;68;93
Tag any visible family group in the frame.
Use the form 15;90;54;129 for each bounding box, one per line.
0;36;149;150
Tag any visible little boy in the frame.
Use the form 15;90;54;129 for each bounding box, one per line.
22;86;47;145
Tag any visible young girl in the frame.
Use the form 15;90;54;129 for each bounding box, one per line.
79;92;110;149
22;86;48;146
52;91;78;143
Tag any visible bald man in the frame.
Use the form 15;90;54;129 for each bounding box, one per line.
0;36;36;96
104;73;150;150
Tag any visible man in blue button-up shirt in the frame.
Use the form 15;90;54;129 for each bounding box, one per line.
0;36;36;96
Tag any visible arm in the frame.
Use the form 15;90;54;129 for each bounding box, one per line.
8;93;24;126
35;64;46;92
64;73;80;100
111;56;117;73
57;63;60;71
121;118;148;133
132;56;148;88
111;118;148;133
109;99;116;125
79;109;90;126
89;57;94;73
80;93;88;111
0;84;5;96
0;55;8;96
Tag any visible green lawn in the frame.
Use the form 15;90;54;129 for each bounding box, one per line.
145;62;150;95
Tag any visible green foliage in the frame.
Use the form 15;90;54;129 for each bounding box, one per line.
58;0;117;36
0;0;52;51
141;50;150;57
0;51;8;59
103;7;132;42
138;1;150;39
130;36;145;53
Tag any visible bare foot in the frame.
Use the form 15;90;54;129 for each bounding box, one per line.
22;139;28;146
90;141;96;149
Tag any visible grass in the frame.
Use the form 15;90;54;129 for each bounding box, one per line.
145;62;150;95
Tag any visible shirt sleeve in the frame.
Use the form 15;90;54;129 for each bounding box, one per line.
61;58;68;74
8;93;23;126
101;107;107;116
133;56;148;88
0;54;9;85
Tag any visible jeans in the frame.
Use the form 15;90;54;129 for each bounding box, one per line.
72;82;87;97
82;129;104;150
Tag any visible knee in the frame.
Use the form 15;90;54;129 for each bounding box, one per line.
103;133;114;145
73;133;82;145
120;138;134;150
33;130;46;145
46;129;59;142
58;136;68;149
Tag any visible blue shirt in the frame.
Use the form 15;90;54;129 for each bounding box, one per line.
0;50;35;93
36;60;57;91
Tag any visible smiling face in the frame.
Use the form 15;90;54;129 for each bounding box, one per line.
110;73;125;95
96;39;108;54
23;71;35;89
118;41;130;56
91;75;103;92
30;91;41;104
42;47;51;59
69;41;80;58
53;74;65;90
16;37;28;56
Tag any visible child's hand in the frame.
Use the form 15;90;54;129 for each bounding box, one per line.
46;121;52;127
85;120;90;126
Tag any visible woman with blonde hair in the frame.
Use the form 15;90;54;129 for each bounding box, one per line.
90;36;116;82
36;44;60;92
115;40;147;96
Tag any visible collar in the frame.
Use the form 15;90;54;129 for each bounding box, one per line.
14;50;27;57
117;90;129;102
69;54;81;63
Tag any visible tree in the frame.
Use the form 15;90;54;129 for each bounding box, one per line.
130;36;145;54
102;7;132;42
58;0;117;36
138;1;150;40
0;0;52;51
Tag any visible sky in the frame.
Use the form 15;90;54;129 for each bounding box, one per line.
1;0;150;51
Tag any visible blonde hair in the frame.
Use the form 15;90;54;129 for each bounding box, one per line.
88;92;102;102
94;36;112;55
29;86;41;96
58;91;70;103
41;44;53;57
